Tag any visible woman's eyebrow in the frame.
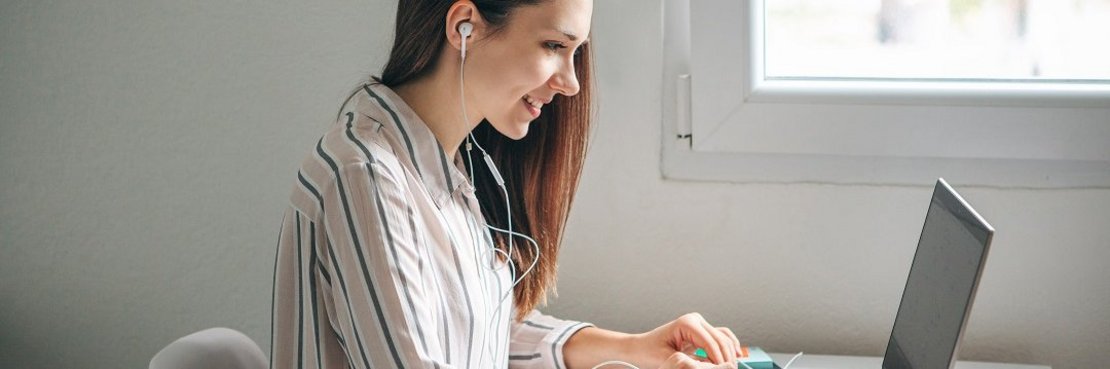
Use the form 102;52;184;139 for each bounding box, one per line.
553;27;590;43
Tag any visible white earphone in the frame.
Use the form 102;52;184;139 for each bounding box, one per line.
459;22;473;59
456;20;545;368
458;21;473;38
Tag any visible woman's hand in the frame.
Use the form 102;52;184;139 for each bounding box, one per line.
630;312;743;368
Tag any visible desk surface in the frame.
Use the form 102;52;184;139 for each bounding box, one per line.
766;353;1050;369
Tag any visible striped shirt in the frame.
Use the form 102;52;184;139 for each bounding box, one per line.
271;81;593;369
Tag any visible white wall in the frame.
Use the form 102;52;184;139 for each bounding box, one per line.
1;1;1107;369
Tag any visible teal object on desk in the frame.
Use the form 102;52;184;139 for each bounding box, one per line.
693;347;775;369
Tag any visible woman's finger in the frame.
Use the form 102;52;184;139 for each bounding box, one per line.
664;350;735;369
682;314;725;364
665;352;705;369
716;326;742;357
700;320;736;361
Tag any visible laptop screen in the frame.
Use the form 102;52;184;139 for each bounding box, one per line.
883;179;994;369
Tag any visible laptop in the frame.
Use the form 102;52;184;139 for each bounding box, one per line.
881;178;994;369
766;178;994;369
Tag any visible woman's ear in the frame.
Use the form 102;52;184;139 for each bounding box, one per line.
445;1;484;52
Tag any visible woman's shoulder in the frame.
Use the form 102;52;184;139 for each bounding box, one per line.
288;119;407;219
306;115;405;182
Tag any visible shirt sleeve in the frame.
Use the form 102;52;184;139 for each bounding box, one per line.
318;160;455;369
508;309;595;369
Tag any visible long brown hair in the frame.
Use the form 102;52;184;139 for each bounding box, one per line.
367;0;594;322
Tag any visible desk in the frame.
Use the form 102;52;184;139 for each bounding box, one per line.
766;353;1050;369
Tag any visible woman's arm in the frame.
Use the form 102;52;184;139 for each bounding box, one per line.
562;326;654;369
311;157;455;369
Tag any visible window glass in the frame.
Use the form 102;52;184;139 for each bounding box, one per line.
765;0;1110;81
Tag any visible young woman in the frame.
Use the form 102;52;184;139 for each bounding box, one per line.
271;1;742;369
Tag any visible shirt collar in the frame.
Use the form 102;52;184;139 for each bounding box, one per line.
357;81;473;208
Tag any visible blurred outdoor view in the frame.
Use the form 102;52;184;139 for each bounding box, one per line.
765;0;1110;80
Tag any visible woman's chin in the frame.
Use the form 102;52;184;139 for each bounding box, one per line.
507;125;530;140
490;122;530;140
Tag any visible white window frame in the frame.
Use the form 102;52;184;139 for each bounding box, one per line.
661;0;1110;188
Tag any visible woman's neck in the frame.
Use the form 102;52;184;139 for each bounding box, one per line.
393;65;483;158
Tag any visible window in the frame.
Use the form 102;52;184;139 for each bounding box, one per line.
662;0;1110;188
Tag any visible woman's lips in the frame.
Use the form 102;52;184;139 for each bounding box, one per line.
522;97;541;118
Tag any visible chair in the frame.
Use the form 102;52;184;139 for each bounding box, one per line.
149;327;268;369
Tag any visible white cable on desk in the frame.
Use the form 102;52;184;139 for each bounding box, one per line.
782;352;804;369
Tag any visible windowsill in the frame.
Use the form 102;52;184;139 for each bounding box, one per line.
750;79;1110;108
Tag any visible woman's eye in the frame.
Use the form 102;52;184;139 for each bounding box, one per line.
545;41;583;58
543;41;581;58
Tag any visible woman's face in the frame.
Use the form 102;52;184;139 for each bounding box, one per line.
464;0;592;140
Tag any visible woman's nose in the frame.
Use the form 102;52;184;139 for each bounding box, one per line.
550;62;580;97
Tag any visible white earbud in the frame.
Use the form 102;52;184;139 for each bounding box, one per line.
458;22;473;59
458;21;473;38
